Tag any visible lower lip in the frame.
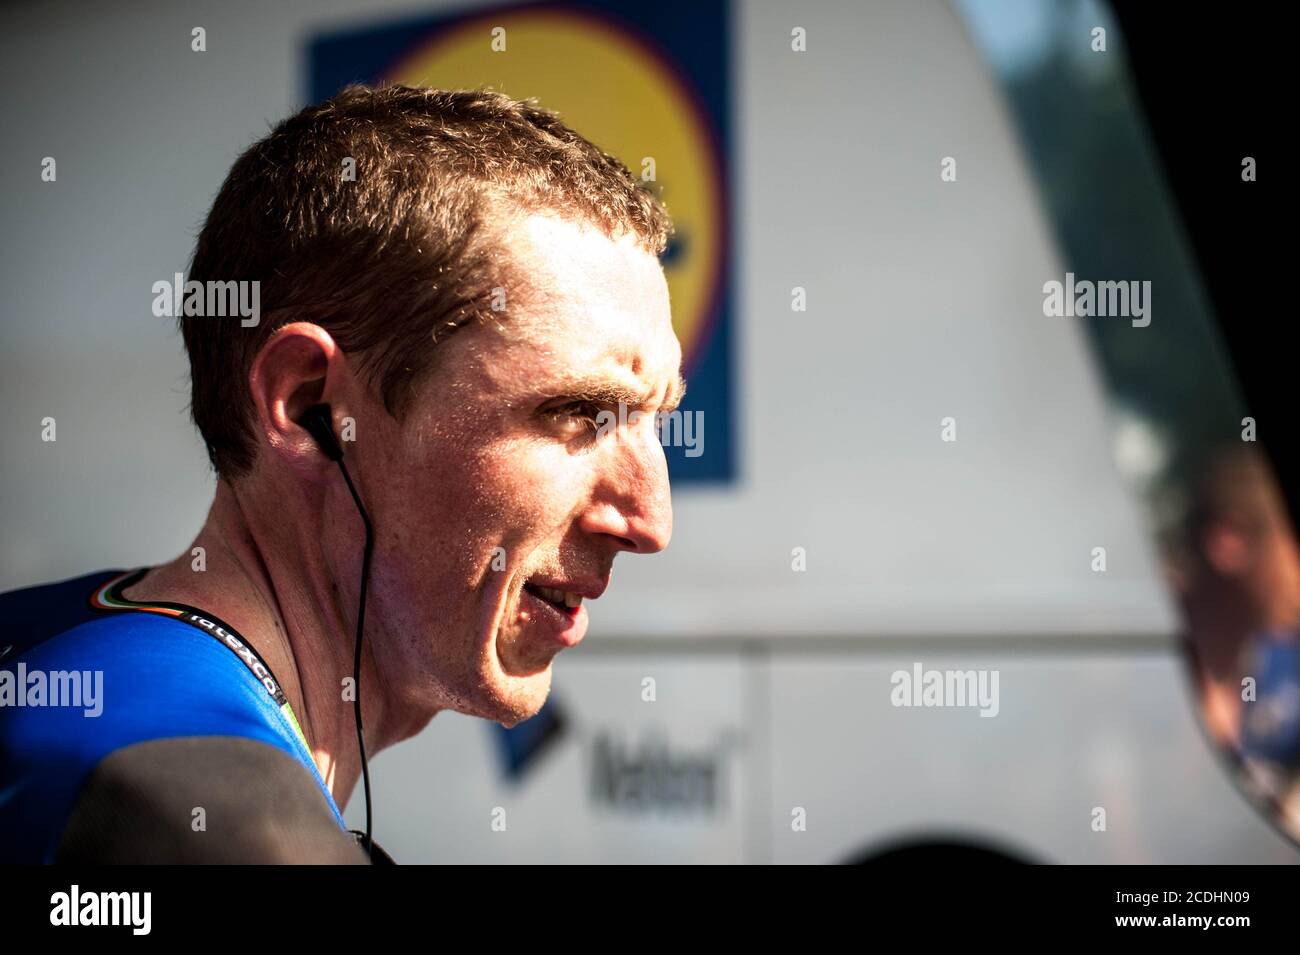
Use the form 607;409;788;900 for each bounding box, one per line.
520;588;588;647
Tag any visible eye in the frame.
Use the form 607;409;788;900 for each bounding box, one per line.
539;400;604;439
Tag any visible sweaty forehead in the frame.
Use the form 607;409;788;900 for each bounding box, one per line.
484;213;679;387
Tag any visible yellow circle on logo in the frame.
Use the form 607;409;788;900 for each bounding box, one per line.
384;9;723;368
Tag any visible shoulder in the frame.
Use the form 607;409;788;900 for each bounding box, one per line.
53;735;368;864
0;572;346;862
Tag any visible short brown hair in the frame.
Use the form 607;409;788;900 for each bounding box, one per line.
183;84;672;476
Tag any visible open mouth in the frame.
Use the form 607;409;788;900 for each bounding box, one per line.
522;580;583;614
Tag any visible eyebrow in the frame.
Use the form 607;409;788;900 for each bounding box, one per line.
550;373;688;414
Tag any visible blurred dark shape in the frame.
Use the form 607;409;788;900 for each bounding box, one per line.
843;833;1041;865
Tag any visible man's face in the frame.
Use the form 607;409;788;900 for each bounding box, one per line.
1200;480;1300;633
359;213;681;727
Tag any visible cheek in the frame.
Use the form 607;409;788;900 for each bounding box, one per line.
480;440;596;536
369;442;501;594
385;435;592;584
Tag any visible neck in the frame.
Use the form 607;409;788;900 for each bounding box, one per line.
124;478;426;809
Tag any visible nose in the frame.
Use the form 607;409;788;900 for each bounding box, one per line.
579;420;673;554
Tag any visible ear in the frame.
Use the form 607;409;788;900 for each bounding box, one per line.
247;322;349;481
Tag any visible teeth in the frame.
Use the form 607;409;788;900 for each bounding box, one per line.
531;585;582;609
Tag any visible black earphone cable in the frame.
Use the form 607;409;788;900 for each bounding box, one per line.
335;456;374;858
300;404;375;859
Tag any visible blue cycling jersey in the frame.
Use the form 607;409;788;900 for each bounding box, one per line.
1240;631;1300;769
0;569;348;863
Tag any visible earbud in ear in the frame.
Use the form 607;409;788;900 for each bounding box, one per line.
300;404;344;462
